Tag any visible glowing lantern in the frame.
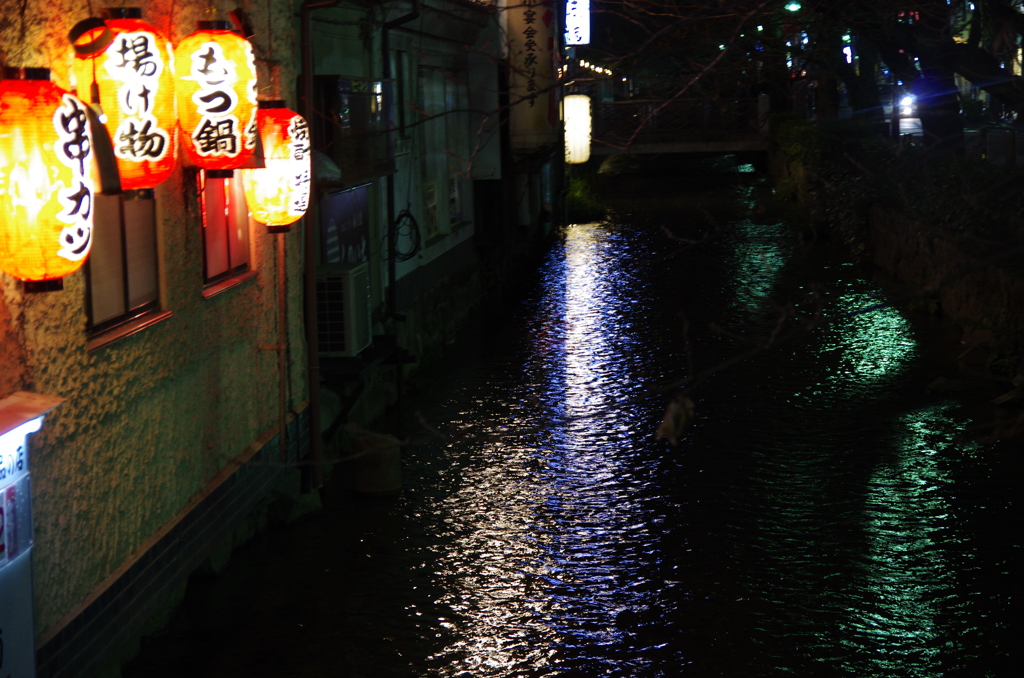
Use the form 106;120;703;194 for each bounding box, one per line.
564;94;592;164
174;21;258;170
71;8;176;189
0;69;95;285
241;102;311;232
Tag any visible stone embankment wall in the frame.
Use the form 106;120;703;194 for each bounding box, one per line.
866;205;1024;382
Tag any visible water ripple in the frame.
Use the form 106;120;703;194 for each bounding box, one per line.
392;179;1019;676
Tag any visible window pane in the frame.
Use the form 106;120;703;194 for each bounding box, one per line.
89;193;125;326
227;175;250;270
123;196;158;310
202;174;230;280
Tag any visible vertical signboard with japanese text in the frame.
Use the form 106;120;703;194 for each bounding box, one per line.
502;0;558;152
564;0;590;46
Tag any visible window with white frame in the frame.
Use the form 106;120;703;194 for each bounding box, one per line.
86;190;159;334
199;170;251;284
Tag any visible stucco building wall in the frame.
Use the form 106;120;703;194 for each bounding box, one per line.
0;0;309;644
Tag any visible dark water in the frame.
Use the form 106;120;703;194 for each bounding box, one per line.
126;159;1021;677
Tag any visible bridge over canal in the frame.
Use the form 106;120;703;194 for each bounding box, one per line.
592;96;770;155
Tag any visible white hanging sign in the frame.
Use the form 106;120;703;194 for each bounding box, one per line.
565;0;591;46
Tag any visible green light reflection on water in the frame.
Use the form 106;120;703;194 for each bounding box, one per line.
824;291;916;384
727;218;915;394
727;220;789;317
835;401;969;677
787;289;918;409
725;214;966;675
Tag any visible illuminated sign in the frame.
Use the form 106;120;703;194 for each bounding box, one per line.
565;0;591;46
1;391;62;678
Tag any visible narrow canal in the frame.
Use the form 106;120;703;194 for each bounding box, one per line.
126;157;1021;677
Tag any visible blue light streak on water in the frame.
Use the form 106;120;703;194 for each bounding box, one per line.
425;223;669;676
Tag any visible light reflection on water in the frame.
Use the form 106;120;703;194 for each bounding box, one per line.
426;222;663;676
398;168;1017;676
842;403;959;677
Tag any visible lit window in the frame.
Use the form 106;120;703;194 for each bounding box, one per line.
86;191;159;334
199;170;251;284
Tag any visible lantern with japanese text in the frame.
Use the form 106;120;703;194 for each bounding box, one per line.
174;21;258;170
564;94;591;164
71;8;176;189
0;69;95;285
241;102;311;232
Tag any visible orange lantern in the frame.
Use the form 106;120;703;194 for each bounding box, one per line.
71;8;176;189
0;68;95;285
174;21;258;170
241;102;311;232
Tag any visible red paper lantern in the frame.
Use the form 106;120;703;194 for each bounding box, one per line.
174;21;258;170
241;102;311;232
0;69;95;283
71;8;176;189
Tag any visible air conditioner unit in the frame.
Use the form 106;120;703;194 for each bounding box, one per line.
316;262;372;357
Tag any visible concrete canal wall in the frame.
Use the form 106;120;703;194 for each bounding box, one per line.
867;205;1024;383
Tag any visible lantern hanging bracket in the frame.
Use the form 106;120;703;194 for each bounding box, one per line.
69;18;114;55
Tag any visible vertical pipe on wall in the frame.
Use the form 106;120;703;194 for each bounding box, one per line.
383;0;420;320
277;232;288;462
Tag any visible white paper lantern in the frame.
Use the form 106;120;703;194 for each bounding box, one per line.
564;94;591;165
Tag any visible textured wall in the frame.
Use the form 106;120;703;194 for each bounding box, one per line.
0;0;308;638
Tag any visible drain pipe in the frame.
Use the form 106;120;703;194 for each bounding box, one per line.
383;0;420;320
300;0;341;489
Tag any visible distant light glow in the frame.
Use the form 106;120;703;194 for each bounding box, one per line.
565;0;590;46
578;60;612;76
901;95;915;116
786;2;801;11
843;46;853;63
